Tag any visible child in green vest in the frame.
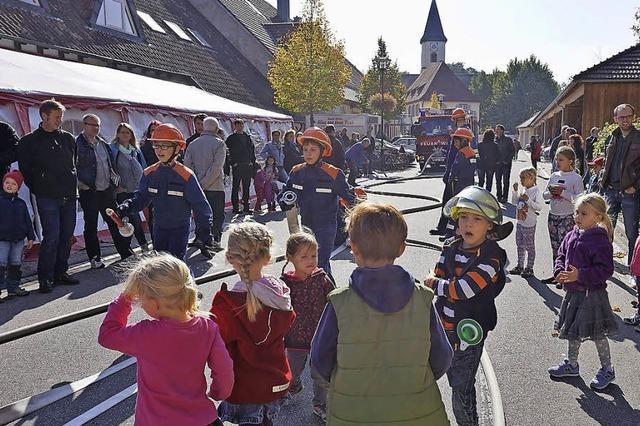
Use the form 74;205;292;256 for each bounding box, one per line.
311;202;452;426
424;185;509;426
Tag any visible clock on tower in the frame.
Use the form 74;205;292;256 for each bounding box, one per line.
430;43;438;51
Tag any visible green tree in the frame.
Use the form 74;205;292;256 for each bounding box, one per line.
267;0;351;125
358;38;406;118
633;7;640;41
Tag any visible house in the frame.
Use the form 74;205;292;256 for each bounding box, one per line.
516;111;540;147
531;43;640;141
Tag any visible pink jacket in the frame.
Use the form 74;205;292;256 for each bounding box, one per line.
99;295;234;426
631;235;640;276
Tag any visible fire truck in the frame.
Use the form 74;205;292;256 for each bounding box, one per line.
411;107;478;171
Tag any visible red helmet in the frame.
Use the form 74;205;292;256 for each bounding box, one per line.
451;108;466;121
149;123;186;150
452;127;474;141
297;127;333;157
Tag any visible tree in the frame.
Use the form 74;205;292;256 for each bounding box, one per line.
447;62;479;88
268;0;351;125
358;38;406;118
369;93;397;116
633;7;640;41
427;92;441;109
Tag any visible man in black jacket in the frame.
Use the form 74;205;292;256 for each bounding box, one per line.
179;113;206;162
0;121;19;174
18;99;79;293
324;125;346;169
549;125;569;172
585;127;599;162
225;119;256;214
494;124;515;203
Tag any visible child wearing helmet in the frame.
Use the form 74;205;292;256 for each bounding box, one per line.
278;127;357;278
117;123;213;260
424;185;509;426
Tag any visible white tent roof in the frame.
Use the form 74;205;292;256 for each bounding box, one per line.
0;48;291;121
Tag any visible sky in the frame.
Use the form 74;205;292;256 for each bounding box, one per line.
266;0;639;84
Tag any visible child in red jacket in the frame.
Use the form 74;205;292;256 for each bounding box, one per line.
211;222;295;426
281;230;334;422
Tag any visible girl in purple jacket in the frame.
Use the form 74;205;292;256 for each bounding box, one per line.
548;193;618;390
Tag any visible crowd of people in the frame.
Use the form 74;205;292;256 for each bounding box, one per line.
1;97;639;425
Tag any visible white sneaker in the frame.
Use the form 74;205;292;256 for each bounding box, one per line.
141;243;151;252
90;257;105;269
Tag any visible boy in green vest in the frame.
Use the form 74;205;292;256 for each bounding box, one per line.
424;185;509;426
311;202;452;425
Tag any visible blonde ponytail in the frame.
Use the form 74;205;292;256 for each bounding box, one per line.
575;193;613;242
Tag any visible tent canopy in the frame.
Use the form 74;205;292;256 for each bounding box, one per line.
0;48;291;122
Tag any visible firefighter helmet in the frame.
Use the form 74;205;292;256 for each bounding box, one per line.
149;123;186;150
451;108;466;121
296;127;333;157
452;127;474;141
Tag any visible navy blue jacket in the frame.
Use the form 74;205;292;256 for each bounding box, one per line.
310;265;453;383
278;161;355;230
443;139;458;182
124;162;212;233
325;136;346;169
76;133;115;190
448;146;477;193
0;191;35;242
345;142;369;167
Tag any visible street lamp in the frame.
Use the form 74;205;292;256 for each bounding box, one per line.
373;53;391;172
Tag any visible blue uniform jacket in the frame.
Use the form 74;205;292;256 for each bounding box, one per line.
443;138;458;182
126;162;212;232
448;146;476;192
345;142;369;167
278;161;355;230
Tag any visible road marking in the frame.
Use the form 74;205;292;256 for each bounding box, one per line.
481;349;505;426
63;384;138;426
0;357;136;425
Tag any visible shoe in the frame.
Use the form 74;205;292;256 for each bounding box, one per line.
429;228;444;236
289;380;303;396
141;243;151;252
7;287;29;298
556;283;563;289
243;209;253;214
548;359;580;378
521;268;534;278
623;312;640;326
541;276;556;284
39;279;54;293
590;367;615;390
509;266;523;275
192;239;214;260
54;273;79;286
313;404;327;423
90;257;105;269
438;235;448;242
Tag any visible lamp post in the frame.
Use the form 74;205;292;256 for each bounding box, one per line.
373;53;391;172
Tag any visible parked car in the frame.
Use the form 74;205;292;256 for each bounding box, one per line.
372;139;415;170
391;137;417;152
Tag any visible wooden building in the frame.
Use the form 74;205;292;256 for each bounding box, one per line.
531;44;640;142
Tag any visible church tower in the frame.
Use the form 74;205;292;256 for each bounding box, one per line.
420;0;447;69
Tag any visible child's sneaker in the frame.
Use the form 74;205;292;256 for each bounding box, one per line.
623;312;640;326
90;257;105;269
312;404;327;423
590;367;615;390
548;359;580;378
509;266;523;275
7;287;28;298
521;268;534;278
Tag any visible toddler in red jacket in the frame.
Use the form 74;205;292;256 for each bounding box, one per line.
98;253;234;426
211;222;295;426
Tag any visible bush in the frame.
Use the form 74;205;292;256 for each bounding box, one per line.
593;118;640;156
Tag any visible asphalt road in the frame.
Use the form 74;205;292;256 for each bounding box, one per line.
2;155;639;425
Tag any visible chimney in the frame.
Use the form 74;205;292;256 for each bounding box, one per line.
277;0;290;22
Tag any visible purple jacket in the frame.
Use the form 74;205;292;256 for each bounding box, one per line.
554;226;613;292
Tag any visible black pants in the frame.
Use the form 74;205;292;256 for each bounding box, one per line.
436;181;454;232
347;160;359;186
79;188;133;260
495;162;512;200
116;192;147;247
532;159;538;169
204;190;225;242
231;164;253;211
477;168;495;192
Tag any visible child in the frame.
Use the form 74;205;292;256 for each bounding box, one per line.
278;127;356;278
98;253;234;425
254;156;277;213
311;203;452;425
586;156;604;194
281;231;334;421
548;193;618;390
510;167;543;278
0;170;34;299
542;146;584;287
211;222;295;426
425;186;509;426
117;123;213;260
625;235;640;332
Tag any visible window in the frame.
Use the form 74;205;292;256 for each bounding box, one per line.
187;28;211;48
430;52;437;62
96;0;136;35
137;11;165;33
164;21;192;42
19;0;40;5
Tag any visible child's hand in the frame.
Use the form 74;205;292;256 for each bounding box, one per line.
558;265;579;283
513;183;518;191
424;272;438;289
521;193;529;202
26;240;33;250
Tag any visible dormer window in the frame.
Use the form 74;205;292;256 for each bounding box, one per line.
19;0;41;5
96;0;137;35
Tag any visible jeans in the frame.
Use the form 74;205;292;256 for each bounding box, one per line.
446;338;485;426
36;196;77;282
231;164;253;211
153;225;190;260
116;192;147;247
79;188;133;261
218;400;282;425
0;240;24;291
495;162;512;200
477;168;494;192
603;188;640;264
286;349;329;407
204;190;225;242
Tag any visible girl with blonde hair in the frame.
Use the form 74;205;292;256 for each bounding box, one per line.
99;253;234;425
210;222;295;426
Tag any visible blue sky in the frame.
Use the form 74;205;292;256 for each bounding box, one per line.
267;0;639;84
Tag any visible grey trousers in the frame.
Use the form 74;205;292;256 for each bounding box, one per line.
286;349;328;407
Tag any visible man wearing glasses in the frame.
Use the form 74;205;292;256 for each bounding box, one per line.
601;104;640;268
18;99;79;293
76;114;133;268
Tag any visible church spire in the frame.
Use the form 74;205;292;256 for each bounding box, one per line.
420;0;447;43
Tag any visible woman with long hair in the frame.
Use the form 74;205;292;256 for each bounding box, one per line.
140;120;161;166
